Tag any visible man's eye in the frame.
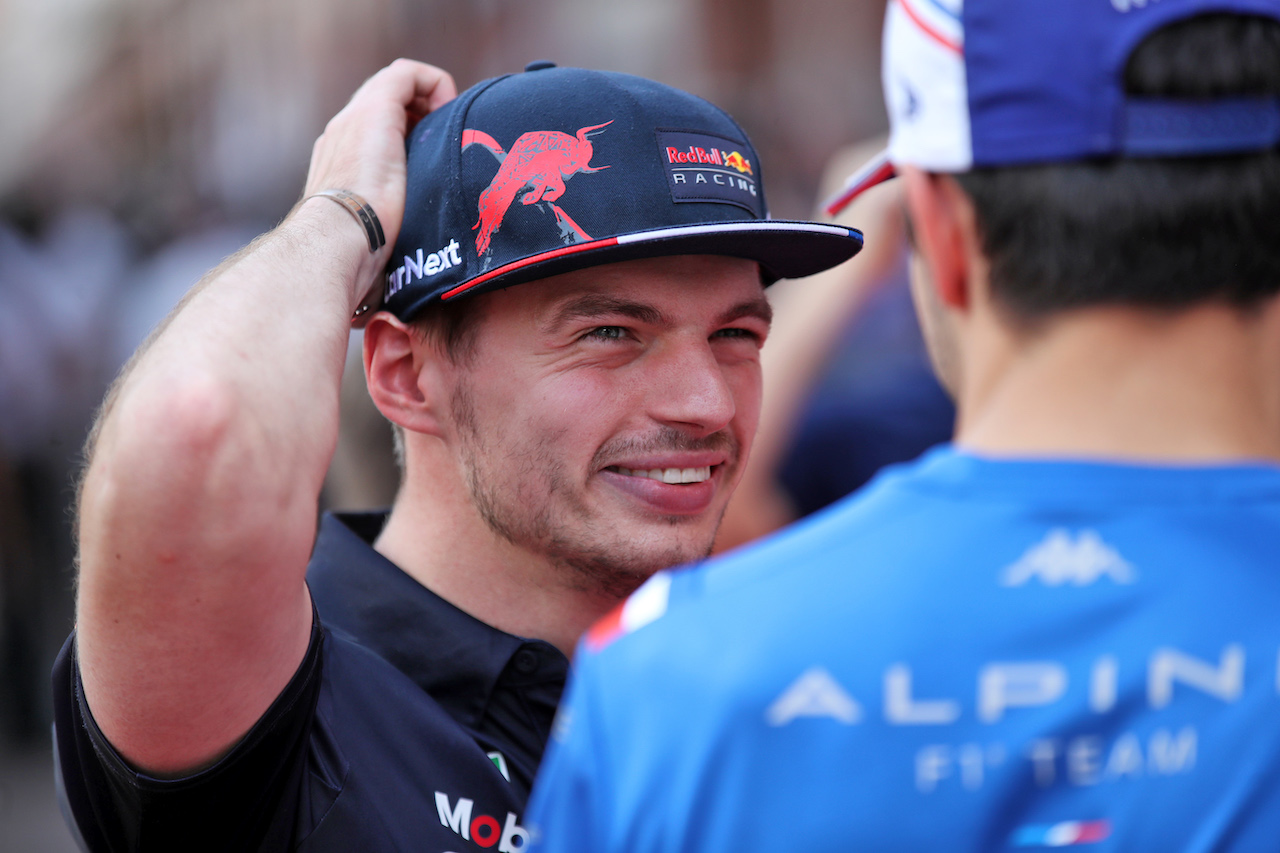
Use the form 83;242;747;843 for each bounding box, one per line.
712;328;759;342
585;326;628;341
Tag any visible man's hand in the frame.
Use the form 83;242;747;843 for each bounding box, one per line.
73;59;455;778
305;60;456;253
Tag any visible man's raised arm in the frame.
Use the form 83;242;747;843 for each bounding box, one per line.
73;60;455;777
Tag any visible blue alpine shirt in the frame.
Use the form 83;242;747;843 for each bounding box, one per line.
527;447;1280;852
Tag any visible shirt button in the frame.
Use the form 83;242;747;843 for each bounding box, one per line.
513;649;539;675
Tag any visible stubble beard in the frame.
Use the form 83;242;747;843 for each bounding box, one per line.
452;383;737;598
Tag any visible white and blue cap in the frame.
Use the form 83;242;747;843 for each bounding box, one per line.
827;0;1280;215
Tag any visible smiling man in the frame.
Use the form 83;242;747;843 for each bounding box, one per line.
51;60;861;851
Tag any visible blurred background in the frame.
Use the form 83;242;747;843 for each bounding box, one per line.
0;0;946;848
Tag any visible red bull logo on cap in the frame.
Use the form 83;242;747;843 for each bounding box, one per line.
656;129;763;217
463;121;613;265
663;145;753;176
723;151;753;175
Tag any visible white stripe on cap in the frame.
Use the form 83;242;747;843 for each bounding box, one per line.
884;0;972;172
616;221;854;243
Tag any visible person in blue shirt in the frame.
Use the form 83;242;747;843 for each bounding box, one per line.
527;4;1280;851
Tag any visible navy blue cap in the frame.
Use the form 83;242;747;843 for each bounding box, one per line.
382;64;864;322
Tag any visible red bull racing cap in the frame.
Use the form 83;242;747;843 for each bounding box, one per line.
826;0;1280;216
380;62;864;322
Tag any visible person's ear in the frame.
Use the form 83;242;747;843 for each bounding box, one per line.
363;313;449;438
902;166;974;312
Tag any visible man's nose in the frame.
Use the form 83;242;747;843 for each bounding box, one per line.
646;338;736;436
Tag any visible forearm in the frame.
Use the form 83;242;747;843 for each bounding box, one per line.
70;59;456;775
75;200;372;770
99;198;370;505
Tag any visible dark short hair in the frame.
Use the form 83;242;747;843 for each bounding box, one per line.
409;295;484;365
954;14;1280;323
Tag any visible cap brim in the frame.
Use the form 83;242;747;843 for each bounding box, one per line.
823;148;897;218
432;220;864;304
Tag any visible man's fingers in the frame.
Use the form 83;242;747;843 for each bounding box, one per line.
301;59;458;268
416;68;458;113
377;59;457;113
406;95;439;127
337;60;455;135
407;94;440;115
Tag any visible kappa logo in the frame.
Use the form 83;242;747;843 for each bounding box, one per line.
1001;529;1136;588
765;666;862;726
462;122;612;262
435;792;528;850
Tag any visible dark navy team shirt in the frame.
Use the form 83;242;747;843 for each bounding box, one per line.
53;512;568;851
529;447;1280;852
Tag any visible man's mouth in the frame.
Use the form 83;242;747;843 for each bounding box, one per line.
607;466;713;485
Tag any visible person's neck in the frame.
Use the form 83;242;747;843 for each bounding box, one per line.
372;452;621;658
955;301;1280;464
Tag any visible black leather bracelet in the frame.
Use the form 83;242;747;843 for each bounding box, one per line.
309;189;387;253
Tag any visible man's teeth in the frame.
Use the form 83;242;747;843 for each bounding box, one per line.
614;466;712;484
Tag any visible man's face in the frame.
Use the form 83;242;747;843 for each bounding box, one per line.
438;255;769;596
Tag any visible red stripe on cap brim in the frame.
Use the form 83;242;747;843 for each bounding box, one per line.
441;221;860;301
824;149;897;217
442;237;621;300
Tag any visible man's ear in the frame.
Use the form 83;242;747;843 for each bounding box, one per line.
363;313;449;438
902;166;975;312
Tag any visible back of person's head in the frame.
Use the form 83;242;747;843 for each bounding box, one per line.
957;14;1280;323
